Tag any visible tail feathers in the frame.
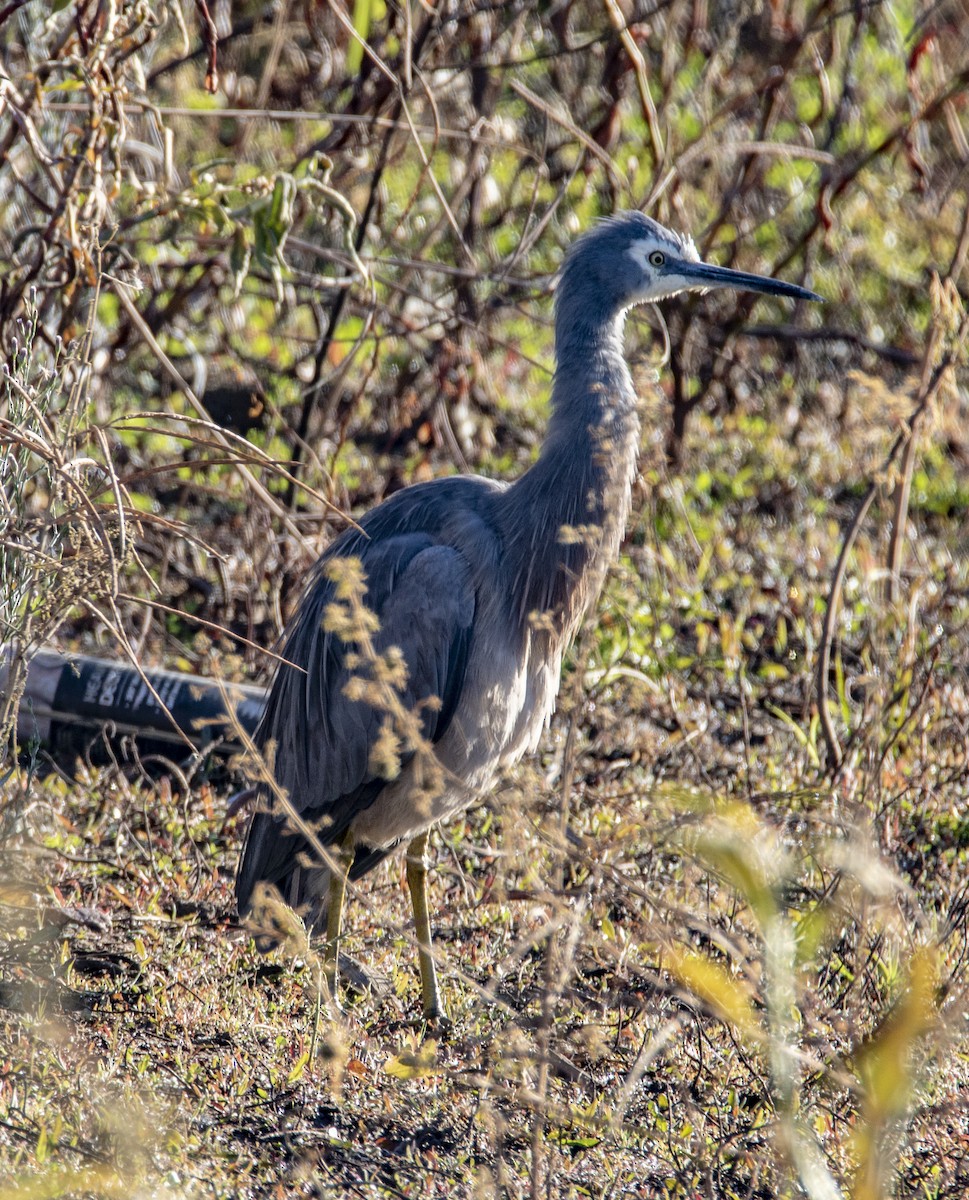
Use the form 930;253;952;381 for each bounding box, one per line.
236;870;331;954
235;810;397;951
236;813;331;947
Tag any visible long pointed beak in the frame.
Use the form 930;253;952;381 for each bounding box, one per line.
676;259;822;303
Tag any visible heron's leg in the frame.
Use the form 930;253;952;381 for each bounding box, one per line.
405;830;447;1023
322;831;355;1007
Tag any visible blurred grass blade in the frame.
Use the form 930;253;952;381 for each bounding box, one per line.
667;948;759;1039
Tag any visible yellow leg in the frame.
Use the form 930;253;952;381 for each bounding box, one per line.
323;831;355;1008
406;830;448;1023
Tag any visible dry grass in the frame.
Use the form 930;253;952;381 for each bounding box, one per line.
2;370;968;1195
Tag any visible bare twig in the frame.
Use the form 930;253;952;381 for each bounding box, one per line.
193;0;219;93
816;348;959;771
885;323;942;607
111;281;325;555
510;78;627;191
603;0;665;168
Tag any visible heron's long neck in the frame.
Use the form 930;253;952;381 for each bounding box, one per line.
500;303;640;638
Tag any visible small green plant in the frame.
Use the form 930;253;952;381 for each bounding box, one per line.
665;794;942;1200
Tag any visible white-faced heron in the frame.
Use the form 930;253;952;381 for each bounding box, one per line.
236;211;821;1020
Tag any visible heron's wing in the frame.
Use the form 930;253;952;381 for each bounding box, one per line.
236;534;475;903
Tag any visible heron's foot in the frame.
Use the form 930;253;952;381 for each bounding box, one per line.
424;1003;449;1024
320;971;343;1017
395;1006;452;1037
421;1001;452;1035
324;990;345;1018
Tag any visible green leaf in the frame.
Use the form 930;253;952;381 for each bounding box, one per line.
287;1050;310;1084
346;0;372;76
667;948;759;1039
384;1038;438;1080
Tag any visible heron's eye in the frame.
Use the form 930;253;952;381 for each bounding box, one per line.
649;250;665;267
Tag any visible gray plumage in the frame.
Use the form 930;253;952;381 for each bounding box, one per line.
236;211;820;1018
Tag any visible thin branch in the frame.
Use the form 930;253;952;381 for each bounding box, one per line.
603;0;665;167
816;350;958;772
886;323;942;606
0;0;28;29
739;324;921;368
193;0;219;93
509;78;627;191
116;593;305;672
815;484;877;770
111;280;325;555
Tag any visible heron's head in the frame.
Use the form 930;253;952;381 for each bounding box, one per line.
560;211;821;314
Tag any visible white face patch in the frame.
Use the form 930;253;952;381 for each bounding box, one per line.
624;231;706;305
627;239;658;273
627;232;701;274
